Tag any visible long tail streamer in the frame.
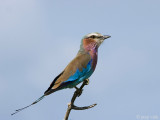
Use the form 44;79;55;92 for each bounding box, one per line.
11;95;45;115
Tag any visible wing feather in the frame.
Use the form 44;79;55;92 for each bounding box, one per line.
44;53;91;95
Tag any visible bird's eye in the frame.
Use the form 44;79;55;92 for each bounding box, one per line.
90;35;96;38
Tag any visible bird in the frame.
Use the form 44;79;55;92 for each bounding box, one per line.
11;32;111;115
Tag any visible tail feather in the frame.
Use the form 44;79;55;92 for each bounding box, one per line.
11;95;45;115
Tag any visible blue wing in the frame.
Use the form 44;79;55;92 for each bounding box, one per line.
44;53;93;95
61;59;93;88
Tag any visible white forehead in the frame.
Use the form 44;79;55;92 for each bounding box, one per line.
85;32;102;37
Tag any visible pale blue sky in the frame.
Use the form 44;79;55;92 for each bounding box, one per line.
0;0;160;120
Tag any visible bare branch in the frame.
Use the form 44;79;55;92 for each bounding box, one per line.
64;79;97;120
72;104;97;110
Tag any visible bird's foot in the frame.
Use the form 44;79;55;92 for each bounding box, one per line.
74;87;83;97
74;79;89;97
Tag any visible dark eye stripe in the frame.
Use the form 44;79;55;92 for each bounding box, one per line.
91;35;95;38
88;35;102;39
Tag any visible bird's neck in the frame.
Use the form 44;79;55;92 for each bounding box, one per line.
78;38;98;54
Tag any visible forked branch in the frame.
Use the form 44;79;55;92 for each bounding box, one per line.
64;79;97;120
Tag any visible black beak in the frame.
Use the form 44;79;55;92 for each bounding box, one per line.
103;35;111;39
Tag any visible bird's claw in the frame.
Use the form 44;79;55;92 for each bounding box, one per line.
74;87;83;97
78;89;83;97
74;79;89;97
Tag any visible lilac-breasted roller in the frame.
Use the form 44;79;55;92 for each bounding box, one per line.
11;32;111;115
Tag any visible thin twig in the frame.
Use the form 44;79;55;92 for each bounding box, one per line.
64;79;97;120
72;104;97;110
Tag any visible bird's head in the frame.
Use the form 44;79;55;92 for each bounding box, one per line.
80;32;111;52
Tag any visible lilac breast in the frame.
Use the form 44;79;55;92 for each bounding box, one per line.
89;48;98;71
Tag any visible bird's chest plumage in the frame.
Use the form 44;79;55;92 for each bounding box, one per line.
89;48;98;71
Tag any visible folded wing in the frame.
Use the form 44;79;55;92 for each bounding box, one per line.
44;53;92;95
